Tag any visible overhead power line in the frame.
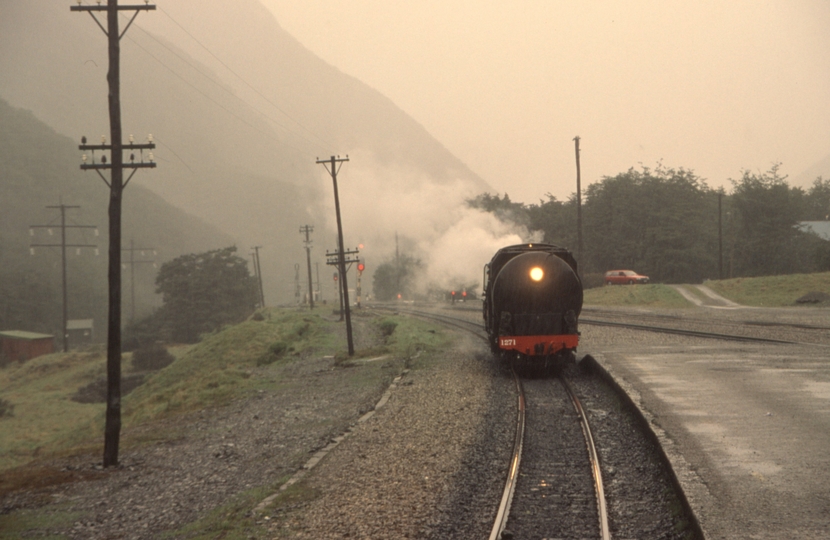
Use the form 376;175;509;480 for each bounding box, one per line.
103;3;334;158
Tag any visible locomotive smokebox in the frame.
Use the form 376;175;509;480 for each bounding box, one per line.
492;251;583;336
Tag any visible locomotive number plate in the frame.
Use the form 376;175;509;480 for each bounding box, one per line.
500;338;517;346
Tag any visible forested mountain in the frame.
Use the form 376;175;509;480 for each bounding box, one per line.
0;98;232;337
0;1;491;304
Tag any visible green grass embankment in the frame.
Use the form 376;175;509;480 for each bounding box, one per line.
583;284;691;308
703;272;830;307
0;308;448;475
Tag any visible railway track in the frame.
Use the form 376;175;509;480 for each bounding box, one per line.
374;306;624;540
436;302;824;346
582;306;830;345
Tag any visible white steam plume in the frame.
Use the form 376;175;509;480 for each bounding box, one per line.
315;151;539;295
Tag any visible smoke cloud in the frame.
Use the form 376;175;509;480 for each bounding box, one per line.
317;151;539;296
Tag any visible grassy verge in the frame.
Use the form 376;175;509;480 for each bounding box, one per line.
0;350;108;471
704;272;830;307
583;284;692;308
0;310;338;474
0;307;452;539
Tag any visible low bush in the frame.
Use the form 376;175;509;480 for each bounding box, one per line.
71;374;145;404
132;343;176;372
0;398;14;418
581;272;605;289
377;319;398;338
256;341;288;366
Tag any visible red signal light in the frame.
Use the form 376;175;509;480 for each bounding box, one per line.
357;263;365;273
451;291;456;296
462;290;467;297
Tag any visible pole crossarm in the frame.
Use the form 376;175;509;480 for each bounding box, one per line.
31;243;98;248
71;4;156;39
81;163;156;170
79;142;155;151
70;4;157;11
30;225;98;231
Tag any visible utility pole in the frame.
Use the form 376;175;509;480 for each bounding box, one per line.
316;155;355;355
294;264;301;304
315;262;322;303
718;191;723;280
251;246;265;308
395;231;400;296
300;225;315;309
250;252;259;304
72;0;157;468
122;239;155;326
29;203;98;352
574;136;583;277
326;246;360;320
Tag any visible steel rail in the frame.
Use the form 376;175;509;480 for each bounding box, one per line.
488;370;525;540
561;377;611;540
580;317;796;344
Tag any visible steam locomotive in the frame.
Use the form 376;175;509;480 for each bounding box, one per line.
482;243;583;371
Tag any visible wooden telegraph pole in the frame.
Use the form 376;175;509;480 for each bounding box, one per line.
29;203;98;352
300;225;315;309
316;156;355;355
574;136;583;276
72;0;157;467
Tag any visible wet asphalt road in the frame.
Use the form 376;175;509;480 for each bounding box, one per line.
582;306;830;540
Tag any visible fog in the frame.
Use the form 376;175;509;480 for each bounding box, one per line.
3;0;830;305
265;0;830;202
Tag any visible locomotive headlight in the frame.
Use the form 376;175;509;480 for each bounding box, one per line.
529;266;544;282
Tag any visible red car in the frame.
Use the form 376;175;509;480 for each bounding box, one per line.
605;270;649;285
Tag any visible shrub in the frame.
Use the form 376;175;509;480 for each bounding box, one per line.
0;398;14;418
71;374;146;404
378;319;398;338
132;342;176;371
256;341;288;366
581;272;605;289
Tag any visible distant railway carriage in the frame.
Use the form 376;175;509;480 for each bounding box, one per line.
482;243;583;372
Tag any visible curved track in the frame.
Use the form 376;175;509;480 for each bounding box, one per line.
375;305;611;540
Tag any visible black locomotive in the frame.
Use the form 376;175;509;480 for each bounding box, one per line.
482;243;583;370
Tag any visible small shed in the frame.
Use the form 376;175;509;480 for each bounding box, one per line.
798;221;830;241
67;319;94;346
0;330;55;362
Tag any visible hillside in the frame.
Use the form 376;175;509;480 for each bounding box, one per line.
0;98;232;336
0;0;493;303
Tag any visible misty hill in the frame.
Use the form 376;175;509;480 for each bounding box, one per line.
0;97;233;337
793;153;830;189
0;0;491;304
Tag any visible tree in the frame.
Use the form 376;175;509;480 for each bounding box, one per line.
804;177;830;220
729;165;808;276
579;165;716;282
154;246;259;343
467;193;530;229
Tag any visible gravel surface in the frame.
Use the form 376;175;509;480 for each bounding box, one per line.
1;312;517;539
268;331;515;539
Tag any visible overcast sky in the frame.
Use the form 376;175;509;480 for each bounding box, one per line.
262;0;830;203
